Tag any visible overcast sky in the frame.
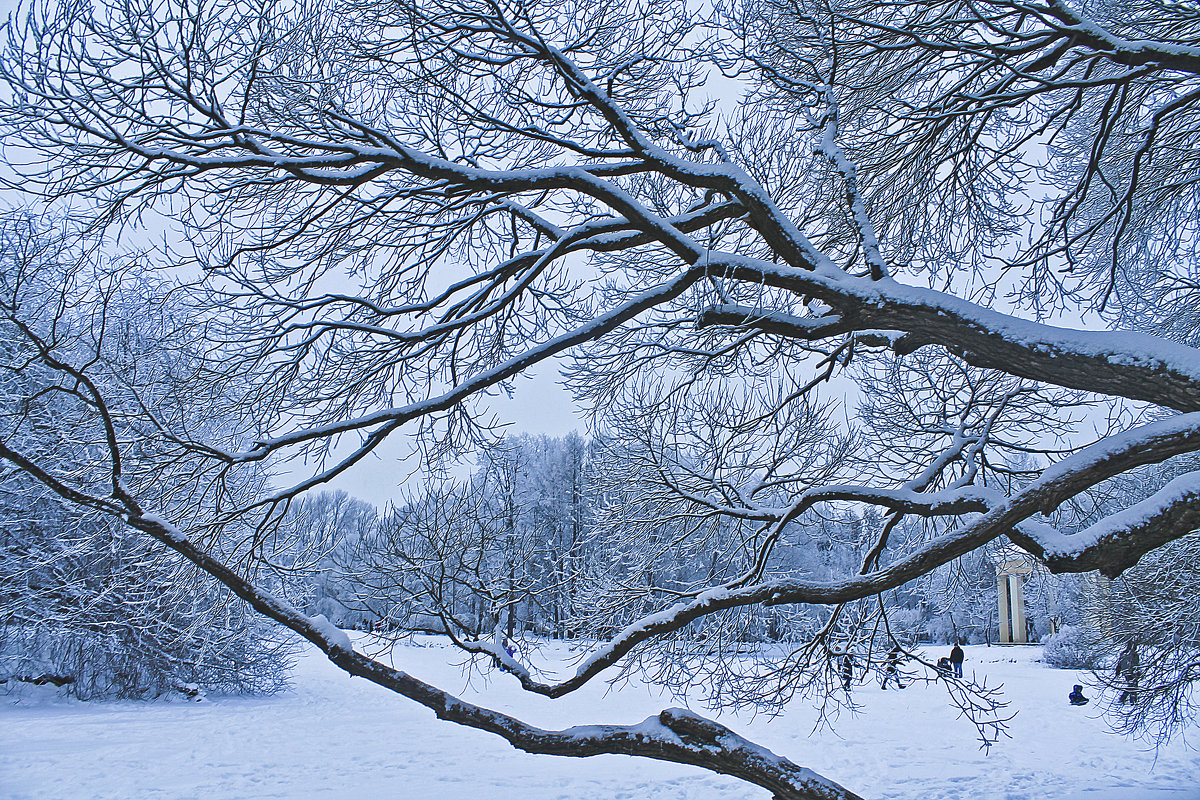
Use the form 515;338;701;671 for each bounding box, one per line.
317;364;587;507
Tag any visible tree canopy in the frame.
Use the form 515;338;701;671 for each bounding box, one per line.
1;0;1198;797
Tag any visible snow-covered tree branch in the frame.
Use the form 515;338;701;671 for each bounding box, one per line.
2;0;1200;796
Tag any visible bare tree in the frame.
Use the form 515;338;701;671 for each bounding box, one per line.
1;0;1200;796
0;213;291;699
271;490;383;629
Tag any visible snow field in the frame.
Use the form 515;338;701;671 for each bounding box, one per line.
1;641;1197;800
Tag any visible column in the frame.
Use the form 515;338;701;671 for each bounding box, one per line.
1011;575;1027;644
997;570;1011;644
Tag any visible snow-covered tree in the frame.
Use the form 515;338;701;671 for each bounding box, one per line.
0;488;292;699
0;212;292;699
2;0;1199;797
273;490;382;629
339;434;595;639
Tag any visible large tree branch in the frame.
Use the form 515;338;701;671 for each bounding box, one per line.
1038;0;1200;75
219;249;1200;485
1012;470;1200;575
115;513;860;800
698;263;1200;412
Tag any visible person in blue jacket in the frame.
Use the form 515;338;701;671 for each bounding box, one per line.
1069;684;1089;706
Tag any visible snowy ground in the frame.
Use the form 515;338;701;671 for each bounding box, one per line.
1;639;1197;800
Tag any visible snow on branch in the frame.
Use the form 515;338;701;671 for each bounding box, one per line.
1014;471;1200;578
702;258;1200;412
1039;0;1200;74
124;512;861;800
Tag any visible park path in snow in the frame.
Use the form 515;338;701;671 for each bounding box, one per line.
1;640;1197;800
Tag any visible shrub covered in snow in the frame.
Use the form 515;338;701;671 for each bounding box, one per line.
1041;624;1105;670
1;490;294;700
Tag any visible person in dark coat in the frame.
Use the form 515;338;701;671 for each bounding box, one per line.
1116;641;1140;704
882;644;905;689
1069;684;1089;706
936;656;952;676
949;643;965;679
840;653;855;691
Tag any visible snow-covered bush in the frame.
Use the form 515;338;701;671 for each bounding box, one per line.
0;497;295;700
1041;624;1104;670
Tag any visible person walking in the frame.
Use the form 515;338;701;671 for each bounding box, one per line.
949;642;965;679
882;644;905;689
1116;641;1140;704
840;653;855;691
